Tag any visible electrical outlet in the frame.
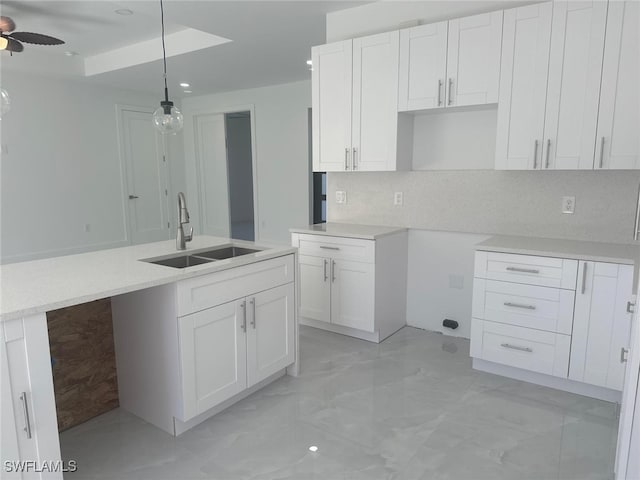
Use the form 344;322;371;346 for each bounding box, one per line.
84;223;91;233
562;196;575;214
335;190;347;204
394;192;403;206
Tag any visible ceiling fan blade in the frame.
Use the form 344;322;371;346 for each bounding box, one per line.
9;32;64;46
6;37;24;52
0;16;16;33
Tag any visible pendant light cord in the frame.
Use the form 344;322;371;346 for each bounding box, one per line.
160;0;169;102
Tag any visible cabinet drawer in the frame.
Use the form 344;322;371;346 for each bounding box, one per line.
177;255;294;317
475;251;577;289
295;234;375;263
470;319;570;378
472;279;575;334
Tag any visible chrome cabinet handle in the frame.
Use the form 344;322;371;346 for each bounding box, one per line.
320;246;340;251
598;136;605;169
240;301;246;331
447;78;453;105
506;267;540;274
437;79;443;106
323;259;328;282
581;262;588;295
128;195;139;199
249;298;256;329
20;392;32;439
634;183;640;241
344;148;349;170
533;140;539;169
331;260;336;283
621;347;629;364
353;148;358;170
504;302;536;310
544;139;551;169
501;343;533;353
627;301;635;314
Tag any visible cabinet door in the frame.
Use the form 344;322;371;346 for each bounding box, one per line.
1;315;62;480
331;259;375;332
595;1;640;170
312;40;353;172
352;31;400;171
570;262;634;390
178;300;247;420
299;255;331;323
495;3;553;170
542;1;608;170
398;21;448;111
446;11;503;108
246;283;295;387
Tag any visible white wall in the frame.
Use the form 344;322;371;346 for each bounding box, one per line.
181;80;311;245
0;71;185;263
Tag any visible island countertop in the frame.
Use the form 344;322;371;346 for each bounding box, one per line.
290;222;407;240
0;236;297;322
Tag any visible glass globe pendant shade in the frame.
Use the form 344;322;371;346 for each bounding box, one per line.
152;101;183;135
0;88;10;117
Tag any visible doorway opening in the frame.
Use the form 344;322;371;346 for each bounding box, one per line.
224;111;255;241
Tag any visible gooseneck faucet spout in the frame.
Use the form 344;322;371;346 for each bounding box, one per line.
176;192;193;250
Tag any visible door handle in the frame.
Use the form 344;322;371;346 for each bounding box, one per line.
533;140;539;169
323;259;328;282
249;298;256;329
437;79;443;106
501;343;533;353
598;136;605;169
331;260;336;283
544;139;551;169
621;347;629;364
128;195;139;199
447;78;454;106
506;267;540;274
627;301;635;314
353;148;358;170
344;148;350;171
20;392;32;439
240;300;246;332
504;302;536;310
581;262;588;295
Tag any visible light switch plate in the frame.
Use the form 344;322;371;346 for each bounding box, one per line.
562;196;575;214
335;191;346;204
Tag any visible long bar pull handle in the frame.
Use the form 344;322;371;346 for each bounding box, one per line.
320;246;340;251
447;78;453;106
581;262;588;295
437;79;443;106
332;260;336;283
240;301;246;332
545;139;551;169
250;298;256;329
627;301;635;314
344;148;350;171
353;148;358;170
621;347;629;364
323;259;328;282
533;140;539;169
504;302;536;310
128;195;139;200
501;343;533;353
506;267;540;274
634;183;640;241
20;392;32;439
598;136;605;169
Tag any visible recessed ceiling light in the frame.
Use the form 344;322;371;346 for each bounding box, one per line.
64;51;79;57
183;90;192;94
308;445;318;453
179;82;191;88
306;60;313;66
115;8;134;16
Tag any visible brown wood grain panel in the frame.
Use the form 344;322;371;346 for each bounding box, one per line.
47;298;119;431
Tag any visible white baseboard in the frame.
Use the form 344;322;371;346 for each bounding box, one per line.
300;317;381;343
473;358;622;403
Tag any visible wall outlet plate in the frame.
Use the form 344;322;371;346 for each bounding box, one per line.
335;190;347;204
562;196;575;214
394;192;403;206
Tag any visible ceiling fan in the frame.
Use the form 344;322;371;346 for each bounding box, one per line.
0;16;65;53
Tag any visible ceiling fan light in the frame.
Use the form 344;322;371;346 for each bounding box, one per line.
1;88;10;117
0;36;8;50
153;104;183;135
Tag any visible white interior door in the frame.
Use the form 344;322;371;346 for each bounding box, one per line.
495;3;553;170
446;10;503;107
194;113;230;237
178;300;247;420
331;259;375;332
352;31;399;171
398;21;448;111
596;0;640;170
312;40;353;172
543;1;608;170
298;255;331;323
119;107;171;245
246;283;295;387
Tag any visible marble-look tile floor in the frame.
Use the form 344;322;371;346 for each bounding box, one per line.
60;326;618;480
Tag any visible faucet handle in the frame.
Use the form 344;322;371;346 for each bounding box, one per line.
185;226;193;242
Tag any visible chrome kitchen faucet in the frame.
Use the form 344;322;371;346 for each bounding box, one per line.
176;192;193;250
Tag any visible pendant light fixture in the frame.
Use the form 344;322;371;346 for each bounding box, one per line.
152;0;183;134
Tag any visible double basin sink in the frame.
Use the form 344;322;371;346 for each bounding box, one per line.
142;245;262;269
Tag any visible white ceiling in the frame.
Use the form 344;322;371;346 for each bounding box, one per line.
0;0;369;97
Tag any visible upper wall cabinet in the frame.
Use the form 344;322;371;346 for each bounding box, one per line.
312;31;407;172
595;1;640;170
398;11;503;112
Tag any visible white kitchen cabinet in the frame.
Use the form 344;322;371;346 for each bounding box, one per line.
569;261;634;390
292;231;407;343
543;1;608;170
595;0;640;170
495;2;553;170
398;11;502;112
1;314;62;480
312;32;408;172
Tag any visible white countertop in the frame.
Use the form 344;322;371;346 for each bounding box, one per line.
290;222;407;240
477;235;639;265
0;236;296;322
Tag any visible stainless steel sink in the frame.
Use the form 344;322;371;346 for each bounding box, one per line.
148;255;214;268
194;246;262;260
